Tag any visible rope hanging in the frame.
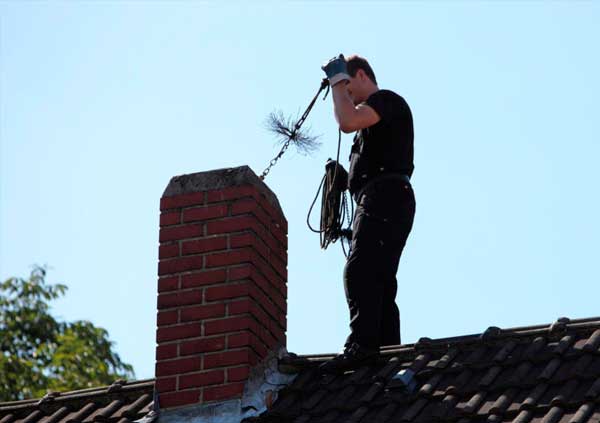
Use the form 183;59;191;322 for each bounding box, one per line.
306;129;354;258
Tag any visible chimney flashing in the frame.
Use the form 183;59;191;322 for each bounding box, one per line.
156;348;297;423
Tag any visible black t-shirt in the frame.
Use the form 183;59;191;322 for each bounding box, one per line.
347;89;414;195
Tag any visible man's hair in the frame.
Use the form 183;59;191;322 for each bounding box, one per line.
346;54;377;85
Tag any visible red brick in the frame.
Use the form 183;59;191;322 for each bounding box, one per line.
202;382;246;402
253;254;286;294
161;192;205;210
250;336;269;358
227;366;250;382
156;344;178;360
156;322;202;342
278;311;286;328
159;243;179;259
158;390;201;408
272;216;287;233
180;336;226;356
158;276;178;292
204;316;252;336
229;331;269;358
181;269;227;289
157;310;178;326
242;266;286;316
160;211;181;226
159;223;204;243
181;237;228;256
155;376;177;393
257;195;286;224
269;253;287;281
204;350;252;369
227;265;286;319
182;204;228;223
230;233;269;262
243;202;272;235
268;236;286;260
253;251;284;286
231;199;272;234
158;256;203;276
228;264;253;281
247;281;283;324
180;303;226;322
246;302;285;346
205;249;252;268
179;369;224;389
269;217;287;235
227;332;251;349
252;321;278;351
228;298;251;315
206;215;265;236
269;221;287;249
205;282;249;302
230;198;257;216
206;185;257;203
156;356;201;377
157;290;202;309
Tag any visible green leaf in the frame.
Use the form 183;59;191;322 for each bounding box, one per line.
0;265;135;401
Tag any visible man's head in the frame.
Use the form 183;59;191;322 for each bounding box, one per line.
344;54;378;105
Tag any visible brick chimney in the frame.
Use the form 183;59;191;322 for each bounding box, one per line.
154;166;288;411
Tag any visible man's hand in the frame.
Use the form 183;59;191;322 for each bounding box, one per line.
322;54;350;87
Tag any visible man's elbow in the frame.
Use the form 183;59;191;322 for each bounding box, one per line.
339;124;355;134
339;119;358;133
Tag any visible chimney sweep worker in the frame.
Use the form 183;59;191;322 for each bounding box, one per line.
319;54;416;374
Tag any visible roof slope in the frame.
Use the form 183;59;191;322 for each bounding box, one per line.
3;317;600;423
245;316;600;423
0;379;154;423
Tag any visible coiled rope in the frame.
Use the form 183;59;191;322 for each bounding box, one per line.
306;128;354;258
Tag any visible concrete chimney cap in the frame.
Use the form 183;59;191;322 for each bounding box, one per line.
162;165;283;217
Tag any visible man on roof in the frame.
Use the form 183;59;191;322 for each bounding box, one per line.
320;54;416;373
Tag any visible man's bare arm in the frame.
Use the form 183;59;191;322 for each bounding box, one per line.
332;82;381;134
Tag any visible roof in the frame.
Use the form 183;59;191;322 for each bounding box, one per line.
245;316;600;423
0;379;154;423
2;317;600;423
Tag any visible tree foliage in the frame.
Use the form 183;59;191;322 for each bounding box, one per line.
0;265;135;401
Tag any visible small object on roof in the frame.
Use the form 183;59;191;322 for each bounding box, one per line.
392;368;417;393
36;391;60;407
550;317;571;334
415;337;433;350
107;379;126;393
481;326;503;341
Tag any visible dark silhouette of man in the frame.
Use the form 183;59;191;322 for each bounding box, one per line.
320;54;416;373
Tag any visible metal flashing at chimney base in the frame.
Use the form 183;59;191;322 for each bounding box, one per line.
156;347;298;423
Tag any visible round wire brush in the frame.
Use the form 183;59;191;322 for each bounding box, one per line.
260;79;330;180
264;109;322;156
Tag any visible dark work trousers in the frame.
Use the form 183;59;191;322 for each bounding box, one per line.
343;177;416;350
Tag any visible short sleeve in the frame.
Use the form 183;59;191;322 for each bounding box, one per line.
364;90;394;123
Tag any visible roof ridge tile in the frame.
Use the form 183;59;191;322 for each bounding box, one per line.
570;402;595;423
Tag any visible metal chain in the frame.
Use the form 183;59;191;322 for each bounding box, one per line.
343;191;351;228
260;79;330;181
260;138;292;181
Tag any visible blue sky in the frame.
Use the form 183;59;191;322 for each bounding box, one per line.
1;2;599;381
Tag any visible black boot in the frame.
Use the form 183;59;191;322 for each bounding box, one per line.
319;342;379;374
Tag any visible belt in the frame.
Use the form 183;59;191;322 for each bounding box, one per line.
353;172;411;204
